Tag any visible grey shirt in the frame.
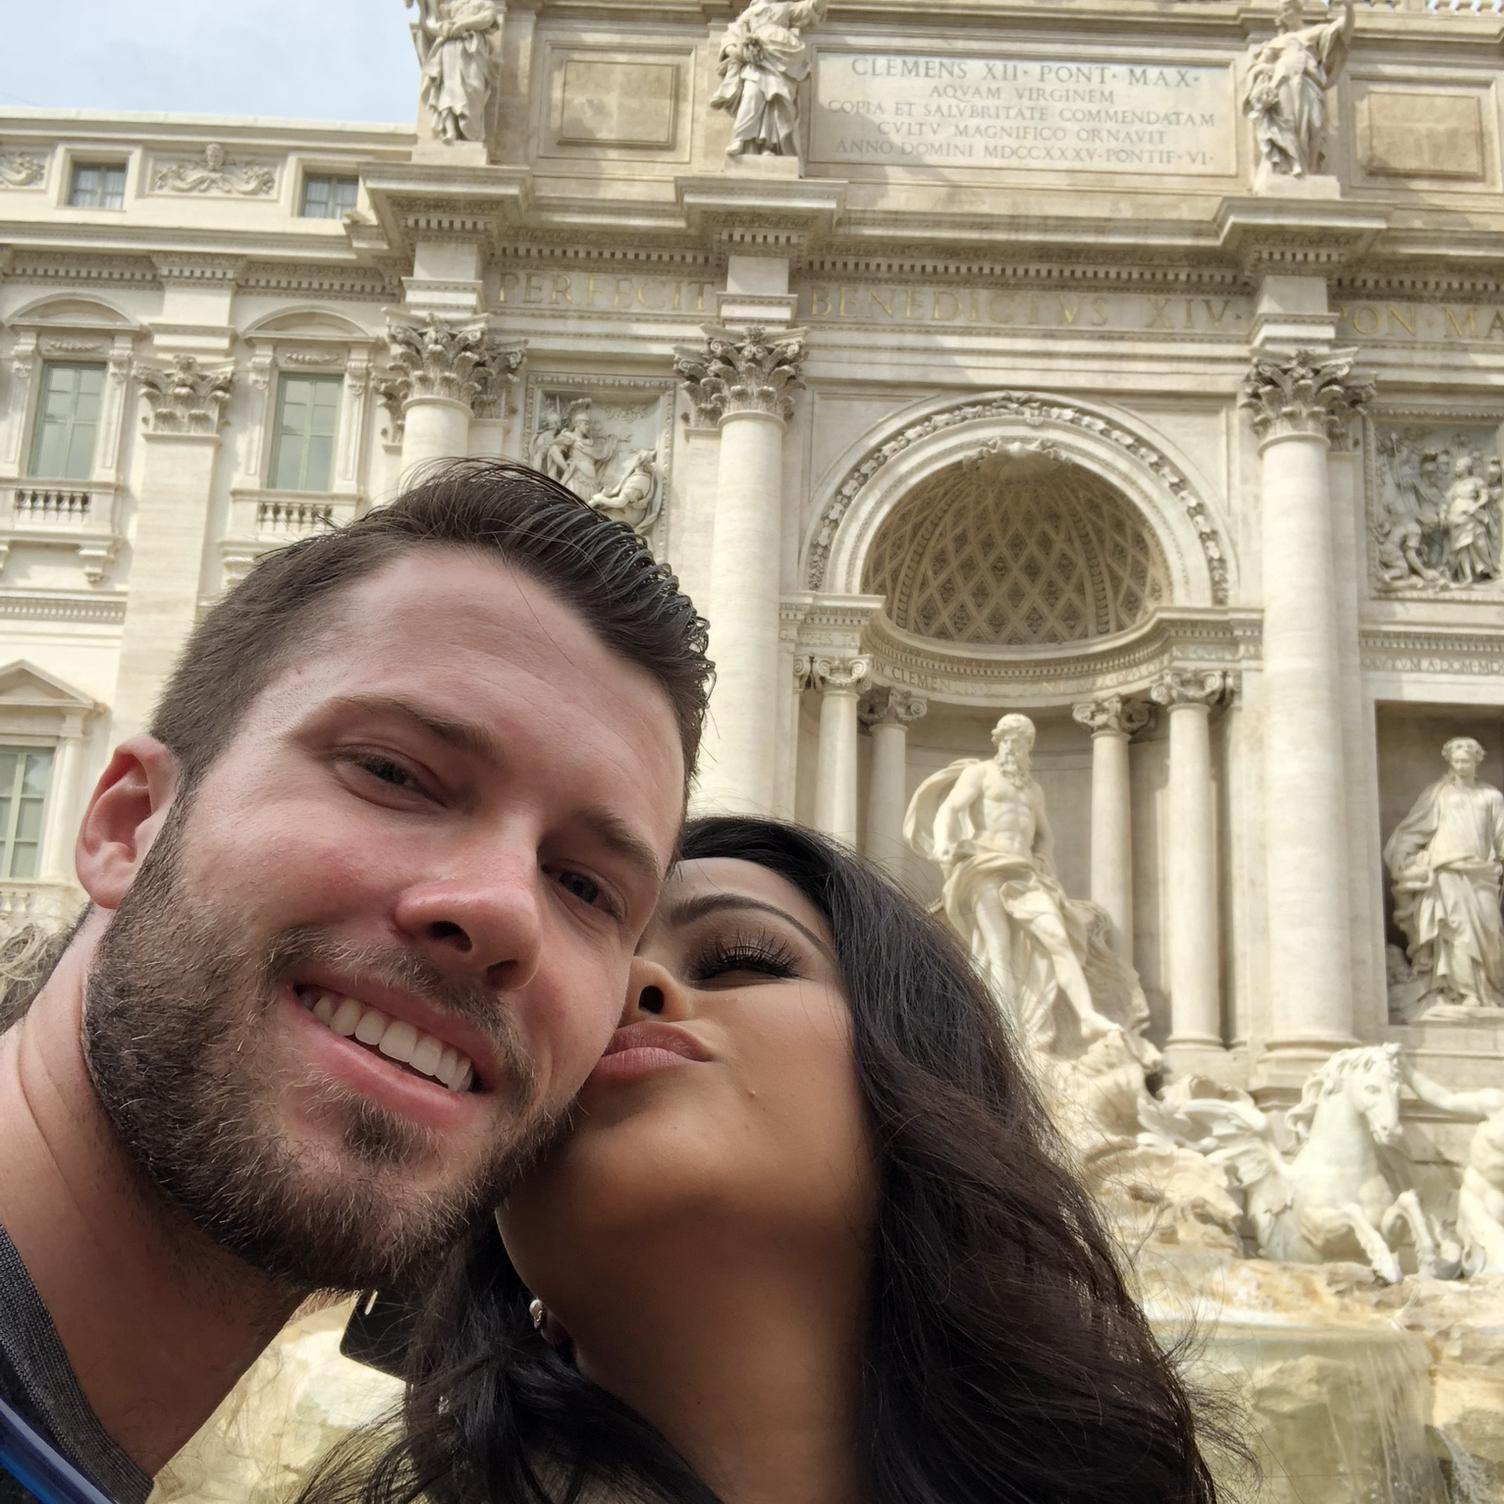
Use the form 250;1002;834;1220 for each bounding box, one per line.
0;1223;152;1504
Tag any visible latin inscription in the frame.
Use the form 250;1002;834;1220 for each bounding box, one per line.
496;269;718;314
812;53;1236;176
801;284;1250;334
1337;302;1504;342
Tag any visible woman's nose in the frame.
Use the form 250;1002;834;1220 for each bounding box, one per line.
619;957;689;1025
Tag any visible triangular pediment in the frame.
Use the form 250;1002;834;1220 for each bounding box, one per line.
0;660;101;714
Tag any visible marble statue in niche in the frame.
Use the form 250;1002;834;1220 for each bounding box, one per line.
1243;0;1355;178
1384;737;1504;1018
1374;427;1502;590
588;449;662;539
406;0;501;144
710;0;828;158
903;713;1149;1057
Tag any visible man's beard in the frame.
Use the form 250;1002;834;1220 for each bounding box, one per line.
996;745;1030;789
83;803;567;1292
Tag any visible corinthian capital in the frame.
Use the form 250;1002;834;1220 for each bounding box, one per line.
1150;669;1233;710
379;314;524;430
859;685;928;729
1072;695;1152;738
136;355;234;435
1240;348;1373;444
673;324;807;423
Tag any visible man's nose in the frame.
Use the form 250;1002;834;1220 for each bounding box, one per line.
618;955;692;1026
393;857;544;990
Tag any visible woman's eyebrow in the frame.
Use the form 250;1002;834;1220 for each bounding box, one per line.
666;893;834;960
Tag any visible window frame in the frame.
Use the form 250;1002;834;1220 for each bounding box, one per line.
67;160;128;210
299;172;360;221
26;359;107;482
266;371;343;494
0;743;54;882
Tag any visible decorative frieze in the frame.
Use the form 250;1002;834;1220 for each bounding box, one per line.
150;144;276;197
673;325;807;424
136;356;233;436
1072;695;1153;738
376;315;525;440
1240;348;1374;444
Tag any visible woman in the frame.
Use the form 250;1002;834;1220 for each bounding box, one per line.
304;816;1235;1504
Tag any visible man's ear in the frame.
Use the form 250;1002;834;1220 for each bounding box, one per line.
74;737;182;912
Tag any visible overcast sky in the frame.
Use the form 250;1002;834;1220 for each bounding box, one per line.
2;1;417;124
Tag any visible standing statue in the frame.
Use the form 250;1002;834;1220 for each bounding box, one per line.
903;714;1146;1055
710;0;829;159
1444;454;1499;586
1243;0;1356;178
1161;1044;1456;1282
1384;737;1504;1015
407;0;502;145
1404;1062;1504;1276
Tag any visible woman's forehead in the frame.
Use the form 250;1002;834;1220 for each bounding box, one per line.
657;856;831;939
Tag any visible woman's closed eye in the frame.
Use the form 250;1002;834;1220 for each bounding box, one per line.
687;929;801;985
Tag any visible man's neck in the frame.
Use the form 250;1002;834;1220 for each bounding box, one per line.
567;1231;866;1504
0;930;300;1475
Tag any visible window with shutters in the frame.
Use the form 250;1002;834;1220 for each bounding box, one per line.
0;747;53;881
27;362;105;481
268;374;341;492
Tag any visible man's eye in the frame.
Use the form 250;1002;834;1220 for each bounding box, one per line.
554;869;618;916
350;754;422;792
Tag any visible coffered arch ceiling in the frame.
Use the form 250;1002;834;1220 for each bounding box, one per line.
862;454;1170;649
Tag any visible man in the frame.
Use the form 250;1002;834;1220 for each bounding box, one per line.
903;713;1121;1052
0;460;710;1502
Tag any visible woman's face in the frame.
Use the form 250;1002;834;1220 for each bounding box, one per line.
499;856;875;1299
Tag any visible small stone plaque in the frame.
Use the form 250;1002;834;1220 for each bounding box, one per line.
559;59;678;148
812;52;1236;176
1358;89;1486;181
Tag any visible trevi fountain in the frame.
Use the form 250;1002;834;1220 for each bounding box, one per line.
1;0;1503;1498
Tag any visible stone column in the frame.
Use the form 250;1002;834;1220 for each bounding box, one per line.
377;314;524;479
1241;350;1372;1076
675;325;807;814
1151;670;1229;1061
1071;695;1151;963
860;686;927;873
112;357;234;740
805;652;870;847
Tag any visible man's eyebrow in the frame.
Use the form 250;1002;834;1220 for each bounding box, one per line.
322;694;508;767
578;807;665;892
665;893;834;960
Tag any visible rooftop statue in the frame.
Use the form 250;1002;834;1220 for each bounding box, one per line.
406;0;502;145
1243;0;1355;178
710;0;829;158
1384;737;1504;1016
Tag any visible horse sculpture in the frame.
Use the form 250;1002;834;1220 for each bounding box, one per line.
1163;1043;1454;1283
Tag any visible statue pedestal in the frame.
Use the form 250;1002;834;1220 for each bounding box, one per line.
1253;164;1342;199
724;153;804;180
410;140;490;168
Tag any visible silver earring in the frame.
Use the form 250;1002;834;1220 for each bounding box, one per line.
528;1297;546;1331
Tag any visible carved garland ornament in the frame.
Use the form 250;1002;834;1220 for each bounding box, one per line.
673;325;808;423
136;356;234;435
0;152;45;188
1240;347;1373;444
805;392;1230;604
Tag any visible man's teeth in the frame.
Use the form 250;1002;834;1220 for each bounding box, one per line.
301;990;475;1091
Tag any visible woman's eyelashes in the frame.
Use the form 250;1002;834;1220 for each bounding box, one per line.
686;929;802;984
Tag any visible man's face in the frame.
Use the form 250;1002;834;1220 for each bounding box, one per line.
84;549;685;1289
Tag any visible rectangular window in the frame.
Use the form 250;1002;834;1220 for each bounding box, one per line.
0;747;53;881
68;162;127;209
268;374;341;492
27;362;105;481
300;174;359;220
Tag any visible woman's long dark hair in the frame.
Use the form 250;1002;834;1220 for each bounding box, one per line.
301;816;1238;1504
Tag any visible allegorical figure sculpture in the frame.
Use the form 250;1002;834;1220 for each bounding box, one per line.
904;714;1146;1055
1404;1062;1504;1276
589;449;661;538
710;0;828;158
1243;0;1356;178
1384;737;1504;1015
407;0;502;144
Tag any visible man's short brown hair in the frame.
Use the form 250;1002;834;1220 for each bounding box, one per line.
151;459;712;789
